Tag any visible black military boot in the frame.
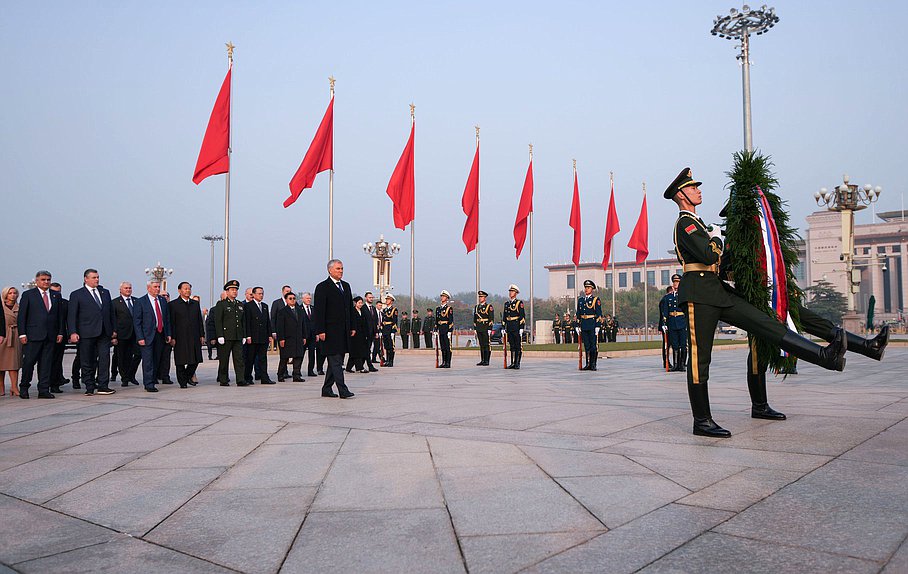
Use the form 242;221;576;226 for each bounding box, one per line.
507;351;516;369
483;350;490;366
688;383;730;437
514;351;522;370
847;324;889;361
779;329;846;372
747;371;786;420
581;352;590;370
675;349;686;372
589;350;597;371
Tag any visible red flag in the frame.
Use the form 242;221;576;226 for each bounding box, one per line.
627;194;649;264
461;143;480;253
285;97;334;208
569;170;581;266
513;159;534;259
386;123;415;230
602;180;620;269
192;68;231;185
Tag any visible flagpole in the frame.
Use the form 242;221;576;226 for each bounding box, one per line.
223;41;234;284
573;159;578;306
610;171;616;317
528;143;534;344
475;125;480;305
410;104;416;319
328;76;336;260
642;181;648;342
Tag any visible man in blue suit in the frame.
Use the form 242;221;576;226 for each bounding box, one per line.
17;270;64;399
133;279;171;393
68;268;118;395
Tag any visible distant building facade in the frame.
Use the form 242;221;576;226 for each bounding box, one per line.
546;257;682;300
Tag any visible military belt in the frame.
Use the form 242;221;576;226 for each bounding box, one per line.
579;314;596;319
683;263;718;274
669;311;685;317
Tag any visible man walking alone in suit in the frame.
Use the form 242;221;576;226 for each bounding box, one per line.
313;260;355;399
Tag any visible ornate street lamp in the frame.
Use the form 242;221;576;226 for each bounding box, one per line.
145;262;174;294
814;174;882;319
711;4;780;152
363;235;400;299
202;234;224;307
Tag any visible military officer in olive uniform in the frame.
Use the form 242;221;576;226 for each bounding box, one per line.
381;294;398;367
436;290;454;368
422;308;434;349
411;310;421;349
659;274;687;372
399;311;410;349
666;167;847;438
473;290;494;366
577;279;602;371
552;313;562;345
503;284;526;369
214;280;247;386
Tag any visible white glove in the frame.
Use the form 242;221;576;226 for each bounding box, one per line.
519;329;524;336
241;339;246;345
661;325;668;333
706;224;722;240
595;327;600;336
575;327;580;334
217;337;225;345
488;330;492;337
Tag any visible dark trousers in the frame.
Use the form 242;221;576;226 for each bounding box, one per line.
117;337;141;383
506;328;522;354
684;299;787;419
581;329;597;353
175;363;198;387
424;332;432;348
244;342;269;383
279;356;303;378
111;345;119;379
371;337;383;361
139;335;165;389
51;340;67;385
71;347;81;381
668;327;686;355
78;335;112;392
554;330;561;345
316;341;326;372
476;328;490;356
401;332;410;349
20;339;55;395
157;344;172;382
304;341;317;375
322;354;351;395
218;340;245;384
382;331;395;358
412;332;420;349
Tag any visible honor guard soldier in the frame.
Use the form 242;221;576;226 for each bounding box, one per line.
562;311;573;345
552;313;562;345
473;290;494;366
503;284;526;369
435;290;454;368
411;310;421;349
659;274;687;372
577;280;603;370
381;294;398;367
666;167;846;438
214;280;247;386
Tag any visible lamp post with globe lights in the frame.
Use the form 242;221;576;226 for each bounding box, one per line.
814;175;882;327
145;262;174;294
363;235;401;302
202;234;224;308
711;4;780;152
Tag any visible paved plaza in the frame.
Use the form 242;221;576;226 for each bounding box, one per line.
0;347;906;573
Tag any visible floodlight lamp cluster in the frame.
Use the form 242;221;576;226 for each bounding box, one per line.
711;4;779;40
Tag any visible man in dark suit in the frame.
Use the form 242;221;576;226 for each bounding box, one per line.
112;281;141;386
133;279;172;392
244;286;273;384
298;292;317;377
156;291;175;385
276;292;309;381
313;259;354;399
48;282;71;392
169;282;205;388
18;270;64;399
362;292;379;372
270;285;292;378
68;269;117;396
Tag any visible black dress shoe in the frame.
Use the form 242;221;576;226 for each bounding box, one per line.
161;379;174;385
179;383;188;388
693;418;731;438
146;387;159;393
308;372;317;377
292;377;305;382
368;367;378;372
38;393;56;399
321;391;339;398
219;382;230;386
261;379;277;385
121;382;130;387
339;391;355;399
278;377;287;382
72;382;81;389
317;370;325;375
188;381;197;386
752;404;787;420
131;380;139;385
345;368;354;373
84;390;94;396
19;390;29;399
236;381;250;387
96;388;116;395
51;386;63;393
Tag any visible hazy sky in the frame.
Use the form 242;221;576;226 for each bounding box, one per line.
2;1;905;306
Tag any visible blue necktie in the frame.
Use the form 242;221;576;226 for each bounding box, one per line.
92;289;102;308
336;282;343;293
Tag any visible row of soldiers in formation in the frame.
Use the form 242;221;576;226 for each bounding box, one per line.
553;312;619;344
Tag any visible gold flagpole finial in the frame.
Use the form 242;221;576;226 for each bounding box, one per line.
329;76;336;96
642;181;647;195
528;143;533;158
474;125;480;140
572;158;577;170
226;42;235;61
610;170;614;184
410;103;415;120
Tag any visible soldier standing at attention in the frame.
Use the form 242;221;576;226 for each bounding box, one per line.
577;280;602;371
473;290;494;366
411;310;421;349
665;167;846;437
422;308;434;349
381;294;398;367
552;313;562;345
400;311;410;349
436;290;454;368
214;280;247;386
562;311;573;345
659;274;687;372
503;284;526;369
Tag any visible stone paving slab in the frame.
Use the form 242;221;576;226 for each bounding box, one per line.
0;349;905;573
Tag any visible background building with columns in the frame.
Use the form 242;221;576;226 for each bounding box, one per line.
546;257;682;300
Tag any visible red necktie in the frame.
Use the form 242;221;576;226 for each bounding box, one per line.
43;291;50;311
154;297;163;332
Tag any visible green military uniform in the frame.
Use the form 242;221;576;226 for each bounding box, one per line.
214;280;246;386
400;313;410;349
552;315;562;345
381;299;398;367
666;167;846;438
473;290;494;366
436;291;454;368
422;310;434;349
411;314;421;349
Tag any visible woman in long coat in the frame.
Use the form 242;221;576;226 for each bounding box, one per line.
276;292;308;381
348;296;369;373
0;287;22;397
